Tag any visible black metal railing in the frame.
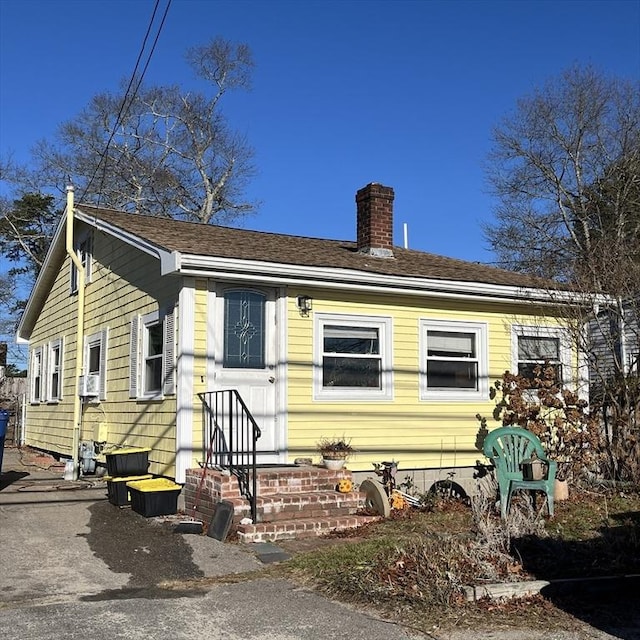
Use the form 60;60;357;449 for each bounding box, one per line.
198;389;262;522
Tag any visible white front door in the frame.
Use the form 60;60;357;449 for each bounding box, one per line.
213;286;278;461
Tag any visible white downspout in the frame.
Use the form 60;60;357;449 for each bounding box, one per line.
65;185;85;478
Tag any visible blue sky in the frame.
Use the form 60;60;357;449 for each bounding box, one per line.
1;0;639;265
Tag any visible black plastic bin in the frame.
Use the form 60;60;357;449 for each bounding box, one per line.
127;478;182;517
105;447;150;476
0;409;9;474
105;474;153;506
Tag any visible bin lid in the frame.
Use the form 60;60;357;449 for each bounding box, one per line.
104;474;153;483
106;447;152;456
126;478;182;492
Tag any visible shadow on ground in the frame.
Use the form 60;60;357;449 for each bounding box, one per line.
82;501;206;601
0;470;29;490
514;513;640;640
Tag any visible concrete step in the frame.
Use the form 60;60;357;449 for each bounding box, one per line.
236;513;380;543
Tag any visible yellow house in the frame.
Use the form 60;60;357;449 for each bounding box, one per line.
17;183;582;492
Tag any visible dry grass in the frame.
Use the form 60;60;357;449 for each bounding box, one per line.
277;487;640;636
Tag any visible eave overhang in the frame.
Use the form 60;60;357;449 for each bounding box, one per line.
17;208;605;344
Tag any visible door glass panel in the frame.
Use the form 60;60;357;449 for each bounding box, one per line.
224;290;266;369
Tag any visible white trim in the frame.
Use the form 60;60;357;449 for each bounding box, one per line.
313;312;393;401
511;324;573;387
206;282;217;390
419;319;488;401
275;288;288;463
177;254;595;305
74;209;175;267
176;279;195;484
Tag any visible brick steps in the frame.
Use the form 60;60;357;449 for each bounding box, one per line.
184;465;379;542
236;513;380;543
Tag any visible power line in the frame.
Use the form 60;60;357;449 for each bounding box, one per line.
80;0;172;205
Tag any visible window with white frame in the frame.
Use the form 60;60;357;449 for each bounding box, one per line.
84;329;108;400
512;326;569;385
420;320;488;400
71;231;93;293
314;313;392;400
30;346;44;403
48;338;64;402
130;307;175;399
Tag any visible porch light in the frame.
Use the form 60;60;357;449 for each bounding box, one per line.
296;295;312;315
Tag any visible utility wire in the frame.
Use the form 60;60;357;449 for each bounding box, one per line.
80;0;172;205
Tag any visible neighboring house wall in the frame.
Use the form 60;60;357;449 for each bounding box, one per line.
589;303;640;398
27;251;78;455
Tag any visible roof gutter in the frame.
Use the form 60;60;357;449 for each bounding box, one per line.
176;255;608;308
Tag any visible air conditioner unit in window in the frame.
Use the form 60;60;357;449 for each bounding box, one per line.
78;374;100;397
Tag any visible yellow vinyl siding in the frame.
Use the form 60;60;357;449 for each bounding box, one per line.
27;257;78;454
286;289;573;471
26;225;181;478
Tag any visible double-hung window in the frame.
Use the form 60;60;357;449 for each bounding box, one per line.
314;313;392;400
420;320;488;400
30;347;44;404
48;338;64;401
512;325;569;386
130;307;175;399
143;320;164;394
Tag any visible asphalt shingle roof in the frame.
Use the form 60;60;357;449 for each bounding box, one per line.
77;204;552;290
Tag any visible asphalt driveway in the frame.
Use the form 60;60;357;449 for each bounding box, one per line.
0;447;424;640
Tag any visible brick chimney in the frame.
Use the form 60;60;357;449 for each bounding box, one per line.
356;183;394;258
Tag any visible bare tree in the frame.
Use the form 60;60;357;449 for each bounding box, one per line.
485;64;639;283
32;37;256;224
485;64;640;482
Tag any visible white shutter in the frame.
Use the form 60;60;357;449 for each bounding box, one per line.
99;328;108;401
129;316;140;398
163;306;175;396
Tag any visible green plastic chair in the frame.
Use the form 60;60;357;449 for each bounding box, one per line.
482;426;557;518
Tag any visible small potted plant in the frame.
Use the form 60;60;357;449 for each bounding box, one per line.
317;437;355;470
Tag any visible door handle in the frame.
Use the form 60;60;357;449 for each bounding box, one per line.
268;376;275;384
